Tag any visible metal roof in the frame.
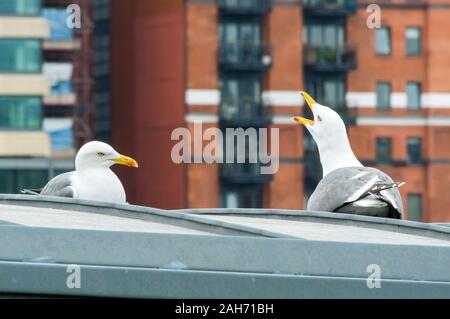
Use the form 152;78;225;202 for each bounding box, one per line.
0;194;449;298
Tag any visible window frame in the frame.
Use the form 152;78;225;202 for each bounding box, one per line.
407;137;422;165
0;96;43;130
375;27;392;56
0;0;42;16
405;26;422;56
376;137;392;165
220;184;263;209
406;82;422;110
407;193;423;222
0;38;43;73
376;81;391;111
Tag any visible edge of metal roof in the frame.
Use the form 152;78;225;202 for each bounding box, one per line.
1;261;449;299
0;194;296;239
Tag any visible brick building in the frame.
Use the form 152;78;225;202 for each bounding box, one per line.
94;0;450;222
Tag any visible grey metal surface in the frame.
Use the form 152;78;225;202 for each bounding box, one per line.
179;208;450;242
0;261;449;299
0;194;293;238
0;194;450;298
1;225;450;282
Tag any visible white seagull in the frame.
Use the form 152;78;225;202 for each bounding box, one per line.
293;91;404;219
22;141;138;204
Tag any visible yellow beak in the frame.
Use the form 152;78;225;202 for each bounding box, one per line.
292;91;317;126
111;155;138;168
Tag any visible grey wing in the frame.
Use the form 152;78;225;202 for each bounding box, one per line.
40;172;76;198
307;167;404;216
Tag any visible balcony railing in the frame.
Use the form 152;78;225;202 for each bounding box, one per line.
303;0;358;16
219;43;272;71
220;163;273;184
217;0;272;15
303;45;357;71
220;103;272;127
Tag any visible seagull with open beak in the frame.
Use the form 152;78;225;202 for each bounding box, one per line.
293;91;404;218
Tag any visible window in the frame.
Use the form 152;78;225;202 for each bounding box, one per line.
0;97;42;129
407;137;422;164
0;40;41;73
407;193;422;222
304;23;345;49
0;0;41;15
376;137;392;164
219;18;260;47
375;27;391;55
305;76;346;110
220;75;261;120
221;185;262;208
406;82;421;110
406;27;421;55
323;79;345;110
0;169;47;194
219;18;262;65
376;82;391;110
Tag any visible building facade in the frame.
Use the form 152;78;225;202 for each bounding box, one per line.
96;0;450;222
0;0;92;193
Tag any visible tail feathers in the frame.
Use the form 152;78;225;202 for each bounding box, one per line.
20;188;42;195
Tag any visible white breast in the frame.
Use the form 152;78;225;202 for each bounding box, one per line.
71;168;126;203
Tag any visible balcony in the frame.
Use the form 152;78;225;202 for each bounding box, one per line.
220;163;273;184
218;0;272;15
220;103;272;127
303;45;357;72
219;43;272;71
303;0;358;17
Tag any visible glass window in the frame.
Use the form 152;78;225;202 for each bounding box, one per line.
406;27;421;55
406;82;421;110
305;76;345;109
323;79;345;109
0;169;47;194
220;75;261;119
376;82;391;110
376;137;391;164
304;23;345;49
221;185;262;208
0;0;41;15
0;40;41;73
0;170;15;193
376;27;391;55
407;193;422;222
407;137;422;164
220;19;260;46
16;170;48;191
0;97;42;129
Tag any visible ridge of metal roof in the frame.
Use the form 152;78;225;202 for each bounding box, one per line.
178;208;450;241
178;207;450;234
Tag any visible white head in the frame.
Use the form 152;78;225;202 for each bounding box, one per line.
75;141;138;171
293;91;362;176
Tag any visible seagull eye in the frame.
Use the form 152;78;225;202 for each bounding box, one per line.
317;115;322;122
97;152;105;157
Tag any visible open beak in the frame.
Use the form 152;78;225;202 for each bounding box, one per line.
111;155;138;168
292;91;317;126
